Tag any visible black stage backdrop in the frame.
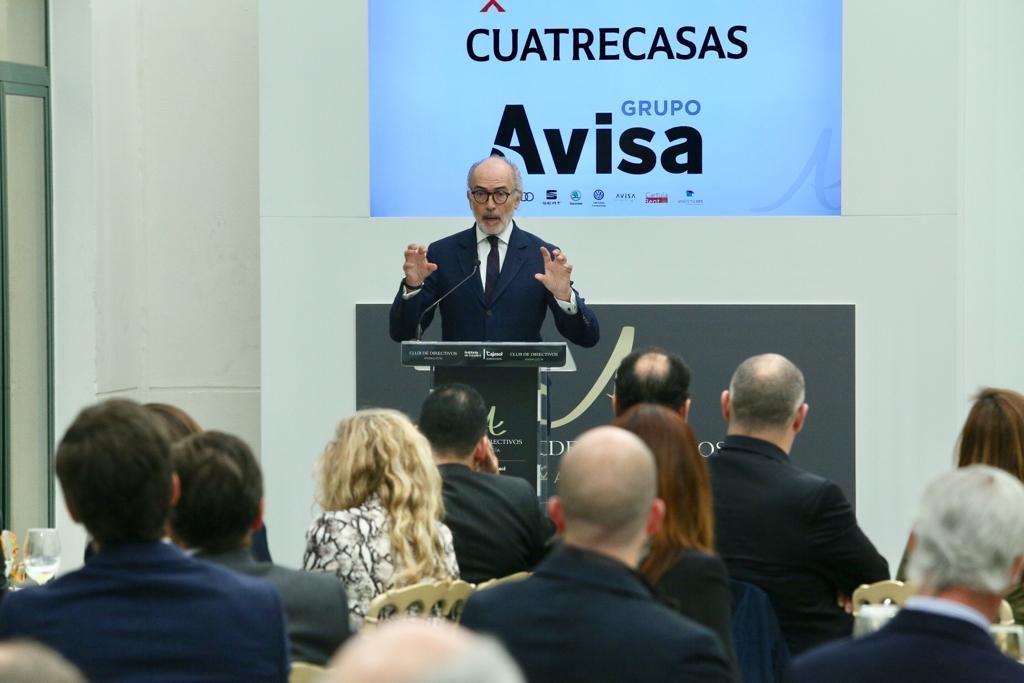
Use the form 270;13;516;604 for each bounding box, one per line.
356;304;856;504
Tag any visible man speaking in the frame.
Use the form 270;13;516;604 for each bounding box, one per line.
389;155;600;346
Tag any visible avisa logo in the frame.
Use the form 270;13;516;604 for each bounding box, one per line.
570;190;582;202
593;189;605;201
521;191;534;202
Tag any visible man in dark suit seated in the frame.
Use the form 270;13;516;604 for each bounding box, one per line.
0;399;290;683
419;383;553;584
389;154;599;346
168;430;351;666
791;465;1024;682
461;426;735;683
710;353;889;654
612;347;692;421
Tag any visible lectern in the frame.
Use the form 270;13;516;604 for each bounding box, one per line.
401;341;575;493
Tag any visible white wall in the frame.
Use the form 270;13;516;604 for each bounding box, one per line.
50;0;260;571
46;0;1023;575
256;0;985;569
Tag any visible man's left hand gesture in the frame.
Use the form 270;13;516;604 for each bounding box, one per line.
535;246;573;302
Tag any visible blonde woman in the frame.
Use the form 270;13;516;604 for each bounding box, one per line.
303;409;459;628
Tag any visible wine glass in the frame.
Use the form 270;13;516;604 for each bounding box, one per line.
23;528;60;585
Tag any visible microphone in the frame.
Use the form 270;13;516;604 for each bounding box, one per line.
416;260;481;341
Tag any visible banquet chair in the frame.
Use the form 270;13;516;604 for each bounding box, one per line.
363;579;475;630
290;661;324;683
852;580;914;615
998;600;1015;624
475;571;530;591
731;580;790;683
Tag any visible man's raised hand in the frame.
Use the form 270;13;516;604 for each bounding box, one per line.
403;244;438;287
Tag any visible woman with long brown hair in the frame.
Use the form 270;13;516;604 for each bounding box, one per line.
303;409;459;628
898;388;1024;620
615;403;736;669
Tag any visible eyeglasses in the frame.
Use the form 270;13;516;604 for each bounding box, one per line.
470;188;518;205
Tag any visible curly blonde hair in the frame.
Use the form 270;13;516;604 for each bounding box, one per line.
317;409;453;586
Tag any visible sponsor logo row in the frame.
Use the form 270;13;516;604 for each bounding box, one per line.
523;189;704;206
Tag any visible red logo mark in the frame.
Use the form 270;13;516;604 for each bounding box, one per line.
480;0;505;12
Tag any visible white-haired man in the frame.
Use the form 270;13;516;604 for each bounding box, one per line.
389;155;599;346
710;353;888;654
791;465;1024;682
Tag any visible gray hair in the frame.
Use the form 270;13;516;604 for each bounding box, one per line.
907;464;1024;594
0;641;87;683
412;635;524;683
328;619;524;683
467;155;523;192
728;353;805;430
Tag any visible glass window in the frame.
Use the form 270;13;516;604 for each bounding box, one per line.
4;93;50;532
0;0;47;67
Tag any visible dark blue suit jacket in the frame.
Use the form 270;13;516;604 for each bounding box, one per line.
790;608;1024;682
460;546;735;683
389;223;599;346
0;542;290;683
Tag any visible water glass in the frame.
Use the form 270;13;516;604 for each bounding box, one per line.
23;528;60;585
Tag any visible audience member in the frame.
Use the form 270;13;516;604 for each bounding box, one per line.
791;465;1024;682
304;409;459;628
461;426;734;683
419;383;553;583
170;430;351;665
613;348;691;419
143;401;273;562
710;353;888;654
328;619;524;683
898;387;1024;621
0;399;289;682
0;640;86;683
616;403;738;674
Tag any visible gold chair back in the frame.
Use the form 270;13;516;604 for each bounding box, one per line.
475;571;530;591
290;661;325;683
363;579;475;630
999;599;1015;625
852;580;914;615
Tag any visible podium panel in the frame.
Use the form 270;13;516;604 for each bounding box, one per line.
401;341;571;492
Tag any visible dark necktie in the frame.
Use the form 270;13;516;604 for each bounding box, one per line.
484;235;500;302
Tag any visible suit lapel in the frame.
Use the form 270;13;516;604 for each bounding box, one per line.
457;226;485;305
490;223;528;305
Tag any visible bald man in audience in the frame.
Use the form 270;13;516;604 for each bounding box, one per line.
612;347;692;419
791;465;1024;682
461;426;735;683
710;353;889;654
328;619;524;683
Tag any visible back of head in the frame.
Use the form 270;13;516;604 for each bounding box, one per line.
728;353;805;431
907;464;1024;595
56;399;172;546
170;430;262;553
614;348;690;415
328;619;524;683
0;640;87;683
958;388;1024;481
318;409;449;585
556;426;658;549
419;383;487;459
614;404;714;580
143;402;202;443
